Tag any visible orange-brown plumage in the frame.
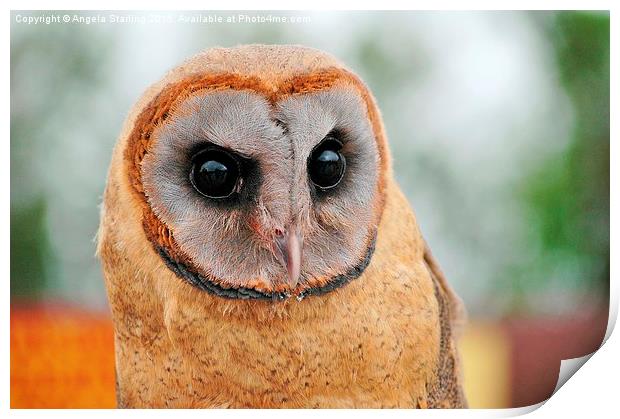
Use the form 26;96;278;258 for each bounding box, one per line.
97;44;466;408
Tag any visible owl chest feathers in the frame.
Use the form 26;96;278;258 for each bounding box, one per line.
113;260;443;408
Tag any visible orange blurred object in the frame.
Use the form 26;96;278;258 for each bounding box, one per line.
10;302;117;408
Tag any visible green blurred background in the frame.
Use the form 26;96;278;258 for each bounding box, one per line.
10;11;609;408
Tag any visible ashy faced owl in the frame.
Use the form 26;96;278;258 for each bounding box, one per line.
98;45;466;408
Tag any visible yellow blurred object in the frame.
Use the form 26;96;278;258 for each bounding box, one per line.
459;322;511;408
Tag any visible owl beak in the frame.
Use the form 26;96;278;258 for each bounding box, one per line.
274;228;303;289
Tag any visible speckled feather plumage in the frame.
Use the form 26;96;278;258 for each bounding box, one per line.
97;44;466;408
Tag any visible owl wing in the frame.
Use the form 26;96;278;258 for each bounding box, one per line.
423;243;467;338
422;243;468;408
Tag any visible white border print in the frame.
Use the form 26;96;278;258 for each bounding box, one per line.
4;0;617;416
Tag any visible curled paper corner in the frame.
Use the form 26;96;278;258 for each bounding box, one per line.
506;306;615;414
502;355;595;415
553;353;596;396
540;304;616;410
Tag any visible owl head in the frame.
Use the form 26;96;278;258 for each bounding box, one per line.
104;45;391;301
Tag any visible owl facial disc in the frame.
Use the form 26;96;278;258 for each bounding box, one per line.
131;69;387;301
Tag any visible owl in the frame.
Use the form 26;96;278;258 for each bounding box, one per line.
97;44;467;408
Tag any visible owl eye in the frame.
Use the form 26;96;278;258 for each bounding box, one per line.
308;137;346;190
189;147;241;199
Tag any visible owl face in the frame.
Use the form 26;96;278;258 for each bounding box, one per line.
127;64;388;300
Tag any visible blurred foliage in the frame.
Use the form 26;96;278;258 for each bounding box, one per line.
11;20;110;301
10;199;55;298
506;12;609;308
